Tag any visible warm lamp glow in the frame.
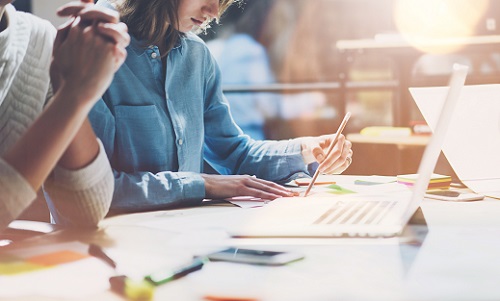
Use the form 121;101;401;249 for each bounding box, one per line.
394;0;490;53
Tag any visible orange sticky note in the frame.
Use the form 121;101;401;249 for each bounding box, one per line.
204;295;260;301
295;178;336;186
27;250;88;267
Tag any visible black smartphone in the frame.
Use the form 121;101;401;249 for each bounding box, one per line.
205;247;304;266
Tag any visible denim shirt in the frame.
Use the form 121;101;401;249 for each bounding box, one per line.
207;33;281;140
89;30;308;213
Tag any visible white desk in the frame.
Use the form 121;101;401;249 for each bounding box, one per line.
3;177;500;301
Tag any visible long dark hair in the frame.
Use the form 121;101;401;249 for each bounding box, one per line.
117;0;237;55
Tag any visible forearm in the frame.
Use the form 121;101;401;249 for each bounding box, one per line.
233;139;308;182
2;86;94;191
58;119;99;170
109;170;205;214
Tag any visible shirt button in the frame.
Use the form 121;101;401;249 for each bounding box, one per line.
151;52;158;59
178;139;183;145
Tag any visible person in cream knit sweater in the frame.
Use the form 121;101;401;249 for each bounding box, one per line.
0;1;129;230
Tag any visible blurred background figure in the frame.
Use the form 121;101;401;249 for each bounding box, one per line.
206;0;341;140
207;1;279;140
259;0;338;137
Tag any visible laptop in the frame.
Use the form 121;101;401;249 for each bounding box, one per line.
411;83;500;200
229;64;469;238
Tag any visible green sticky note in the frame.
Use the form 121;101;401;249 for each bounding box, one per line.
327;184;355;195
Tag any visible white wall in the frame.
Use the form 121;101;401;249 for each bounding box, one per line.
32;0;73;27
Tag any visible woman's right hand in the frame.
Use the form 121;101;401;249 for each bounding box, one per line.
201;174;299;201
50;3;130;108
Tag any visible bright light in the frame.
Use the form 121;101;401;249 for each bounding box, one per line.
394;0;490;53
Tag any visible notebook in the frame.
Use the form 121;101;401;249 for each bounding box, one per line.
229;64;469;238
411;83;500;200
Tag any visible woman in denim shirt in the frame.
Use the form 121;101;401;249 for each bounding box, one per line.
90;0;353;214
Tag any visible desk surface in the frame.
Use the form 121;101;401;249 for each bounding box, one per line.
3;176;500;301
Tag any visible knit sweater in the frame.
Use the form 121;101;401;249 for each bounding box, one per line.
0;5;114;230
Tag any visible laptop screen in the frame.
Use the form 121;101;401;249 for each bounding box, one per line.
405;64;469;222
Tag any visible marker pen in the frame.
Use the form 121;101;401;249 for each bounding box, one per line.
145;257;206;286
88;244;155;301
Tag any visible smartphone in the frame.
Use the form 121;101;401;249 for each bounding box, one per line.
205;247;304;266
425;190;484;202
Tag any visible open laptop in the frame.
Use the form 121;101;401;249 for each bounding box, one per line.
411;83;500;200
229;64;469;238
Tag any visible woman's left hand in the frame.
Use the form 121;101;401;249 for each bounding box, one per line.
299;134;353;174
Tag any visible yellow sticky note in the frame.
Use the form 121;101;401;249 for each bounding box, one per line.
0;255;46;275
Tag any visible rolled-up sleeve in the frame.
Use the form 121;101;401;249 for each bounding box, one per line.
44;139;114;227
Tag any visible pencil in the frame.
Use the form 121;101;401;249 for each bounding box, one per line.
303;112;351;197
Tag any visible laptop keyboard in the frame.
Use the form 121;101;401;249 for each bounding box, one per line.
313;200;397;225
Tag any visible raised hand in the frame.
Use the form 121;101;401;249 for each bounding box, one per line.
50;2;129;105
57;2;129;50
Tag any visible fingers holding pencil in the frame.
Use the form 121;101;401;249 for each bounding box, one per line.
302;112;351;197
319;135;353;174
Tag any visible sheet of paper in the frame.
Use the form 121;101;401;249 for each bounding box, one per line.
461;179;500;200
224;196;268;208
300;181;408;196
139;209;250;233
411;84;500;197
224;176;401;206
0;242;113;298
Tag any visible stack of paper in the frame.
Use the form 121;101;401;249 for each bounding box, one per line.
397;173;451;190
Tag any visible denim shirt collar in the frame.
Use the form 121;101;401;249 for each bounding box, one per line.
128;35;185;56
97;0;185;56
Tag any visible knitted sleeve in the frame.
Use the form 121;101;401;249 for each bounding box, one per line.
43;139;114;227
0;158;37;231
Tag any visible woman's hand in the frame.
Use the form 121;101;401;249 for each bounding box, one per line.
57;2;130;49
201;174;299;200
299;134;353;174
50;2;130;107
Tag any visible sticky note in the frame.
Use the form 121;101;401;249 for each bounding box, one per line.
294;177;336;186
203;295;260;301
27;250;88;266
326;184;355;195
0;255;46;275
